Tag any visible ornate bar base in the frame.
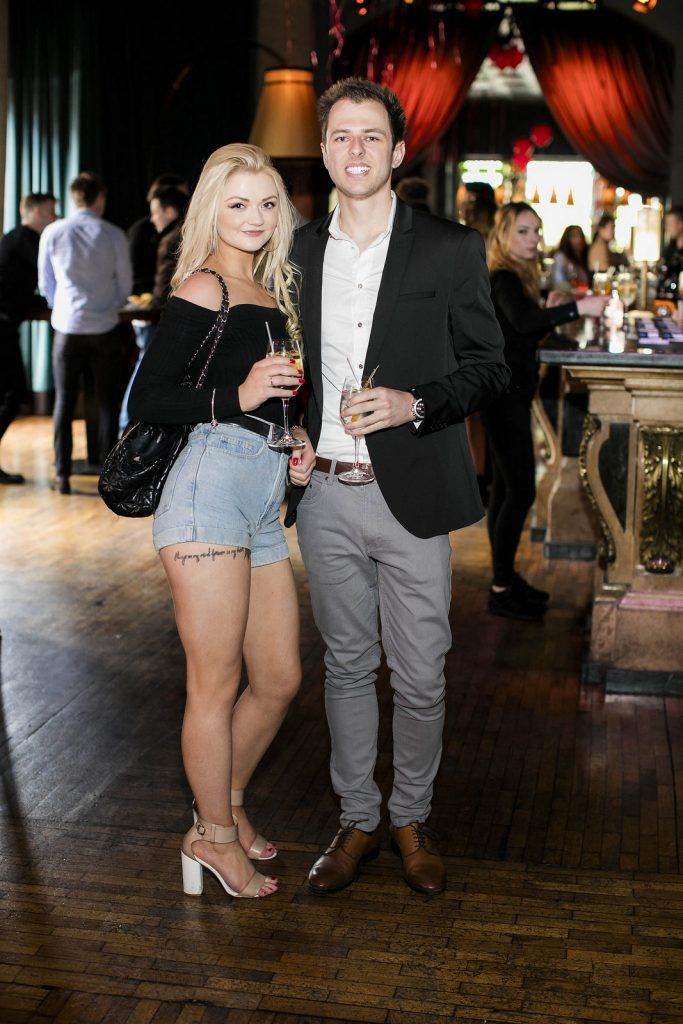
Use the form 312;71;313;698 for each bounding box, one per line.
566;363;683;684
583;662;683;696
587;589;683;691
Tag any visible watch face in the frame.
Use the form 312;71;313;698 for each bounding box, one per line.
413;398;425;419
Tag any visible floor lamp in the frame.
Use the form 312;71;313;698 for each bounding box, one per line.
249;68;325;221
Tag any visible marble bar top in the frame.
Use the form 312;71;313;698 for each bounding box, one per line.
538;314;683;369
539;346;683;368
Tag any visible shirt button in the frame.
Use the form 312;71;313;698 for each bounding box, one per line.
358;283;363;289
357;322;362;327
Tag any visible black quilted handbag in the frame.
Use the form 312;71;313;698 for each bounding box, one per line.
98;269;229;518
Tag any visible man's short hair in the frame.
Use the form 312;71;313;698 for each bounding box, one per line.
19;192;57;217
70;172;106;208
146;173;188;204
666;205;683;222
318;77;406;147
149;186;188;215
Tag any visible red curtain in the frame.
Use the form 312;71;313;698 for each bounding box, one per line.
335;10;501;166
517;10;673;197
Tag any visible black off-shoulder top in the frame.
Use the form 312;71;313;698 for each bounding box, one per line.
128;297;290;426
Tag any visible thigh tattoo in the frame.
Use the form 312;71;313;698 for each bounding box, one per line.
173;546;250;567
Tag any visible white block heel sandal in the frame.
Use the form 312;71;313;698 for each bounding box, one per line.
181;816;276;899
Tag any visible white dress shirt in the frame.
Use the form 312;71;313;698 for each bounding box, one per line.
38;209;132;334
317;193;397;464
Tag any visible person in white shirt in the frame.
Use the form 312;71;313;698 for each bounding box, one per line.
38;172;132;493
287;78;508;897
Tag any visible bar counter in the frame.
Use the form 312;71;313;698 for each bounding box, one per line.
538;317;683;694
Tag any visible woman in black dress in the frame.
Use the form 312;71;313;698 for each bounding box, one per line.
129;144;315;899
483;202;607;621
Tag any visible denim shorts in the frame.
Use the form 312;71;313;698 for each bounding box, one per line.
152;422;289;567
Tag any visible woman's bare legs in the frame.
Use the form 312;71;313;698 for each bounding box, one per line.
160;541;276;896
231;558;301;853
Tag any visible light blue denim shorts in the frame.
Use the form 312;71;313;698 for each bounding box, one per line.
152;422;289;567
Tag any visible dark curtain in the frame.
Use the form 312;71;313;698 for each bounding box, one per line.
4;0;255;394
335;10;501;166
516;9;673;196
85;3;256;229
3;2;97;392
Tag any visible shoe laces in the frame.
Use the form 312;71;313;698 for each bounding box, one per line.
336;823;360;851
411;822;439;852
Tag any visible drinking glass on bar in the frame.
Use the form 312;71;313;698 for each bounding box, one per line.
592;271;613;298
592;271;612;342
616;271;637;331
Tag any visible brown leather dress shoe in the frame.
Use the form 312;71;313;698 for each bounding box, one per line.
390;821;446;896
308;824;380;894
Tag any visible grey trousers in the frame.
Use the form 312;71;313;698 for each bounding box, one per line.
296;468;452;829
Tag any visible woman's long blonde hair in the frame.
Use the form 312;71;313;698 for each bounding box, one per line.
488;202;542;302
172;143;301;342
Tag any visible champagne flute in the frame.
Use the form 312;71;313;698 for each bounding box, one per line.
265;331;305;450
592;272;613;298
616;271;637;331
591;272;612;342
339;375;375;485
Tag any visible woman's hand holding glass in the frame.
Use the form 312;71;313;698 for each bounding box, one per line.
238;355;301;412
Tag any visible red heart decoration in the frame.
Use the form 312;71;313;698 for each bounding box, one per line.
489;43;524;70
512;137;534;158
530;124;553;148
489;44;509;70
504;47;524;70
512;153;532;172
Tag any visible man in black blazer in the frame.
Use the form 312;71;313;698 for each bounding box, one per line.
287;78;509;896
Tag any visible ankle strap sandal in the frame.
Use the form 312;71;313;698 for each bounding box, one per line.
181;815;276;899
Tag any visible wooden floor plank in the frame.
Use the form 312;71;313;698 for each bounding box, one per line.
0;417;682;1023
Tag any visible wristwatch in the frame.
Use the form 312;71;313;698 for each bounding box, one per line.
410;392;425;421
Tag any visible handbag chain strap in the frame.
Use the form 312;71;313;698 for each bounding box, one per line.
178;268;230;390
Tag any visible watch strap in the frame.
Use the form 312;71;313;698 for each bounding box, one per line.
410;389;425;421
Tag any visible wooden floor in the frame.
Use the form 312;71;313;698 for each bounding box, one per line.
1;417;682;1024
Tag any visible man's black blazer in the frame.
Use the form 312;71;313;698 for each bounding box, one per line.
286;198;510;539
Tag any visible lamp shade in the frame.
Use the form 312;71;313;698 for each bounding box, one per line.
249;68;321;159
633;206;661;263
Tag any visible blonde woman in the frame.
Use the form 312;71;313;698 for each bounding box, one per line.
129;144;315;899
483;202;606;621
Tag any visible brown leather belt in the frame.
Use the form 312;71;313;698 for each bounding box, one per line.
314;456;365;476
